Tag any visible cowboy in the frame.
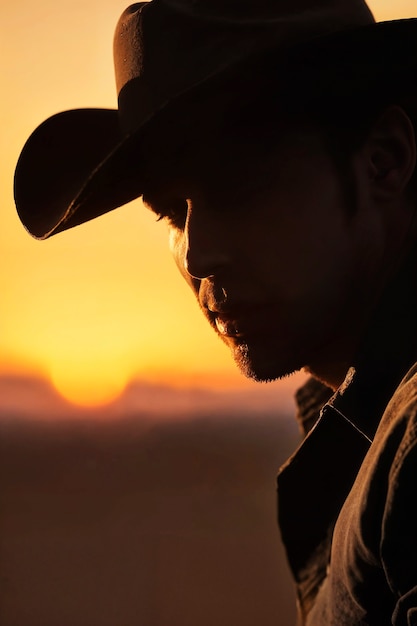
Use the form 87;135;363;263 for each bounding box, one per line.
14;0;417;623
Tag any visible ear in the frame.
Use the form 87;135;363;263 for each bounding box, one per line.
364;106;416;201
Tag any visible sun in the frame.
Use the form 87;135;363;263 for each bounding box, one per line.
50;359;129;408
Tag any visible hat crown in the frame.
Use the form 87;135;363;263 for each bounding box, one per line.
114;0;375;133
161;0;374;24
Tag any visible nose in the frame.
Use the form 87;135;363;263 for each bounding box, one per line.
183;204;229;280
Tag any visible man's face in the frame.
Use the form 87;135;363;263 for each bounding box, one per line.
142;110;380;383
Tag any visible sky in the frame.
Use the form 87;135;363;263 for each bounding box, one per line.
1;0;416;406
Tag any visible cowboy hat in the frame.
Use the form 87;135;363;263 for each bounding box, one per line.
14;0;417;239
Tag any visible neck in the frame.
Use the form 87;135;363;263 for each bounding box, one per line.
309;241;417;395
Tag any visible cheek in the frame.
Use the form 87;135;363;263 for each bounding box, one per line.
244;187;354;298
168;228;184;269
169;228;199;293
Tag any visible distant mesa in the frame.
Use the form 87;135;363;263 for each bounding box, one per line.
0;372;301;422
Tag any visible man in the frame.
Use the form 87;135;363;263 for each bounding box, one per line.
14;0;417;623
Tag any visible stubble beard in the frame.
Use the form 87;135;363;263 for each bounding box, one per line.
229;340;301;383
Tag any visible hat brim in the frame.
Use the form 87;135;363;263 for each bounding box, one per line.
14;108;149;239
14;17;417;239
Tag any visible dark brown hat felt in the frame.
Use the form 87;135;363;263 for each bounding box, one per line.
14;0;417;238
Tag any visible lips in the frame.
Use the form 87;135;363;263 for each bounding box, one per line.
215;315;241;337
211;305;260;339
208;300;279;341
202;284;268;339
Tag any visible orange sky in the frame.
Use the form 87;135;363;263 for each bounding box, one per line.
1;0;416;406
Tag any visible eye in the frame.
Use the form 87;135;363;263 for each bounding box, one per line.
143;195;188;230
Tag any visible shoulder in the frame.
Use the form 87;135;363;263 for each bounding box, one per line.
376;363;417;450
377;365;417;599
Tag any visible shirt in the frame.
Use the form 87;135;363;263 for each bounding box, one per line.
277;249;417;625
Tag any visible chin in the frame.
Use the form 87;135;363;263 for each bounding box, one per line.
231;341;301;383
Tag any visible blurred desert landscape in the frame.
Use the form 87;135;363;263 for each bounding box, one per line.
0;375;301;626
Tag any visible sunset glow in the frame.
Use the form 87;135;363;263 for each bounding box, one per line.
2;0;416;406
